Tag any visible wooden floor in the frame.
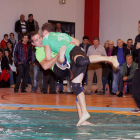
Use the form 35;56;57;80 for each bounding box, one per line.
0;85;139;139
0;85;136;109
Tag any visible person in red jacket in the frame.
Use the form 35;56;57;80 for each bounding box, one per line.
1;34;8;49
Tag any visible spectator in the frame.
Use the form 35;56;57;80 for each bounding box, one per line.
0;49;10;75
54;77;64;94
55;23;65;33
4;49;17;88
15;14;30;41
8;33;17;48
80;36;90;85
126;39;133;52
104;40;109;49
13;34;32;93
121;54;138;95
1;34;8;49
80;36;90;54
6;41;13;56
54;22;65;92
111;39;129;95
27;14;39;33
43;69;56;94
86;37;107;95
102;40;114;94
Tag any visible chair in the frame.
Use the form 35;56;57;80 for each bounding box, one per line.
123;82;132;95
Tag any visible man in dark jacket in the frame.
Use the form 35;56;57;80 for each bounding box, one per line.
15;14;30;41
111;39;129;95
13;34;31;93
80;36;90;86
27;14;39;33
80;36;90;54
55;23;65;33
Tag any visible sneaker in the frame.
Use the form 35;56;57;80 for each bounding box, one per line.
21;89;27;93
58;90;64;94
14;89;18;93
64;92;73;94
10;85;15;88
31;90;37;93
110;92;116;95
117;92;123;97
131;108;140;113
94;90;98;93
97;91;104;95
85;91;92;95
49;91;57;94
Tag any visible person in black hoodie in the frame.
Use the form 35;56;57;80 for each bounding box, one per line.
13;34;31;93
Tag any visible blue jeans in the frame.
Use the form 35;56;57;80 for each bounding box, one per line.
102;73;109;93
9;71;14;86
32;65;43;91
112;66;123;93
54;77;63;91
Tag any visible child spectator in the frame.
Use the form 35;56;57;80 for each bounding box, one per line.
1;34;8;49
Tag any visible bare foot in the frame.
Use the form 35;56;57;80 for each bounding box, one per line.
76;113;90;126
81;121;93;126
110;56;119;68
59;45;66;64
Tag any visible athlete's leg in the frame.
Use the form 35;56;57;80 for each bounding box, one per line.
76;86;93;126
71;73;90;126
74;55;119;68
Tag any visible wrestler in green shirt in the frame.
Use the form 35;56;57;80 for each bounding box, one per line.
42;32;75;63
35;46;57;70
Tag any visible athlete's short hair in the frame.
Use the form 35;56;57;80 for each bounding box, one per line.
42;22;54;32
29;31;39;43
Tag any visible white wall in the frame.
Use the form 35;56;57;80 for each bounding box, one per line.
0;0;85;42
99;0;140;46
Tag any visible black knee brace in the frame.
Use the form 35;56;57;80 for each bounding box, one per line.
76;56;90;67
71;83;83;96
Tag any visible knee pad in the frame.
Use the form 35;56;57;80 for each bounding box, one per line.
76;56;90;67
71;83;83;96
76;85;84;102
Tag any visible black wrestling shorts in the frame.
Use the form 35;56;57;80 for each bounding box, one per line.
53;46;87;82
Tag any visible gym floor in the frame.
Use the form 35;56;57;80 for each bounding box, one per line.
0;85;140;140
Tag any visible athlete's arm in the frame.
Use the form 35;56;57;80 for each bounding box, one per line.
40;54;59;70
70;37;80;46
44;45;52;60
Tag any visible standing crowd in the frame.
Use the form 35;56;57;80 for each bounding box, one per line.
0;14;139;100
